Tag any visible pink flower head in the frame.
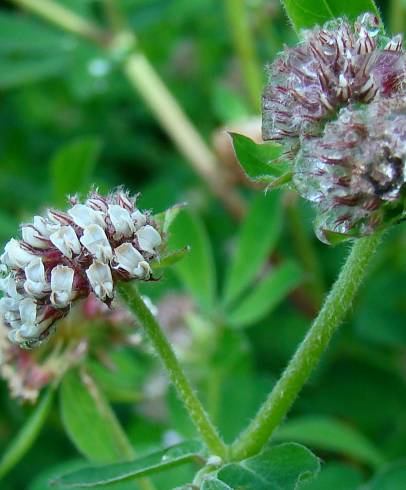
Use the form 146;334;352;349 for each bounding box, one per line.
263;13;406;147
294;97;406;243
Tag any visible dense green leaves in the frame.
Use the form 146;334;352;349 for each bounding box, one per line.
59;370;134;463
50;137;101;206
230;133;289;183
273;416;384;468
202;443;320;489
51;441;202;488
167;209;216;311
282;0;380;31
227;261;302;328
223;191;283;307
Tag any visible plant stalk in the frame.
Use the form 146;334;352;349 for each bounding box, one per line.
230;232;383;461
9;0;245;219
11;0;108;44
118;283;228;459
224;0;263;112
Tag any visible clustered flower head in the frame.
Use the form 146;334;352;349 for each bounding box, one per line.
0;189;163;348
262;12;406;243
294;97;406;243
263;13;406;146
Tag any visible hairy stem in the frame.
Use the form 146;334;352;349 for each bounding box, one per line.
231;232;383;460
224;0;263;112
118;283;228;459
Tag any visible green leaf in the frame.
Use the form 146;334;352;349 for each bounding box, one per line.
203;443;320;490
59;369;134;463
153;203;187;235
0;12;66;54
51;441;203;488
298;462;364;490
150;247;191;272
223;191;283;307
167;209;216;311
227;261;302;328
230;133;288;182
50;137;101;207
366;462;406;489
86;349;151;403
273;416;385;468
282;0;380;32
0;388;54;479
0;56;66;89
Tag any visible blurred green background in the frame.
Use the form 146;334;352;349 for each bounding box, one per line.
0;0;406;489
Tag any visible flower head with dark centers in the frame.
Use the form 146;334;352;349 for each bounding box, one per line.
0;189;163;348
263;13;406;148
294;96;406;243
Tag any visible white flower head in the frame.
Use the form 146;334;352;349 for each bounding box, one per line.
24;258;48;297
108;204;134;238
68;204;106;229
50;265;74;308
136;225;162;254
21;226;50;249
113;243;151;279
80;224;112;262
50;226;81;258
18;297;38;338
1;239;36;269
86;260;114;300
33;215;60;238
0;188;164;347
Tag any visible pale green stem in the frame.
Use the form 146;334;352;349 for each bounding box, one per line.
9;0;245;219
10;0;107;44
224;0;263;112
118;283;228;459
123;51;245;218
389;0;405;35
231;232;383;461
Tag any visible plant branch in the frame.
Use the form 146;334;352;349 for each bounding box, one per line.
118;282;229;459
10;0;108;45
224;0;263;112
230;232;383;461
9;0;246;219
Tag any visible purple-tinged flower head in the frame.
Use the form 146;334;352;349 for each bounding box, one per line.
262;13;406;149
0;189;163;348
294;97;406;244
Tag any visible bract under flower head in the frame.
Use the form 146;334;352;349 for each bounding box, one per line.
0;189;163;348
263;13;406;149
294;97;406;243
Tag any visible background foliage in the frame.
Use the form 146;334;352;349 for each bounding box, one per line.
0;0;405;489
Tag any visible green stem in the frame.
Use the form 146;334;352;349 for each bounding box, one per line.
118;283;228;459
10;0;108;44
231;232;383;461
389;0;405;34
224;0;263;112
